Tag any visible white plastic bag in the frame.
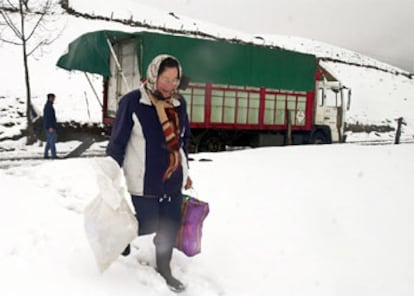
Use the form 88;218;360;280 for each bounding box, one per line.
84;157;138;272
92;157;124;209
84;195;138;272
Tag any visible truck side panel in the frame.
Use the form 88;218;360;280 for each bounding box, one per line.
182;83;313;132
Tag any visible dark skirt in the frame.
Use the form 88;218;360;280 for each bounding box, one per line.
131;194;182;251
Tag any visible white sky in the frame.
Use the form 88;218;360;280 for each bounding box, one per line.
135;0;414;72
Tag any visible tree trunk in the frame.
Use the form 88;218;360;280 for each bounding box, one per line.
19;0;36;145
24;45;36;145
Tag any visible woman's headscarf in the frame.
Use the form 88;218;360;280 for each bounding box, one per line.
145;54;182;96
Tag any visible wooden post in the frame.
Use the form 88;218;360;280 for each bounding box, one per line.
286;109;292;145
394;117;406;144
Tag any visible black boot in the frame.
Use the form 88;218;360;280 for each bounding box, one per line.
121;244;131;256
156;249;185;293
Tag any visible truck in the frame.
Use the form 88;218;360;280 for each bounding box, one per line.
57;30;351;152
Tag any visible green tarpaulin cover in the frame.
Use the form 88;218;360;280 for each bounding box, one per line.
57;30;317;91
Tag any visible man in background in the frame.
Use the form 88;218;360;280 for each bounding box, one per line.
43;93;57;159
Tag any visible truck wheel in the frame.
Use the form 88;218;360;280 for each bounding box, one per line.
205;136;225;152
310;131;329;144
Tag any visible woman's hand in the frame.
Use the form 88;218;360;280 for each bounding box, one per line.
184;176;193;190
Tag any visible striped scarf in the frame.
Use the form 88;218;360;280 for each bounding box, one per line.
161;107;181;181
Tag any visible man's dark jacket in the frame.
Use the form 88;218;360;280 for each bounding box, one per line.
43;101;57;130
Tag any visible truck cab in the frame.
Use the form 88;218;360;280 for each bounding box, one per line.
313;65;351;143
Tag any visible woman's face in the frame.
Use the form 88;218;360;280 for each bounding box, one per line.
156;67;179;99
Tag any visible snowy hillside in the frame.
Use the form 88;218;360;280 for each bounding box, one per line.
67;0;411;75
260;34;410;76
0;0;413;143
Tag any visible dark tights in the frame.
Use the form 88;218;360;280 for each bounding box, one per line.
131;195;182;269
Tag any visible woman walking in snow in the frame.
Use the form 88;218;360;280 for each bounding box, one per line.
106;54;192;292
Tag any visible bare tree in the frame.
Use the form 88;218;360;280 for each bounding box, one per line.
0;0;60;144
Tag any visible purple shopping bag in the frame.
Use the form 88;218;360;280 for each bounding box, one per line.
176;194;209;256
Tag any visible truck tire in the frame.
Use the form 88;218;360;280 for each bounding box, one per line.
205;136;225;152
310;131;330;144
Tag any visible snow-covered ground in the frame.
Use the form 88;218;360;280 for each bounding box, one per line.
1;144;414;296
